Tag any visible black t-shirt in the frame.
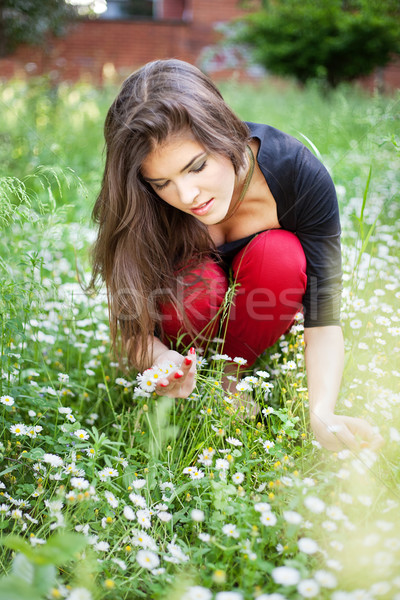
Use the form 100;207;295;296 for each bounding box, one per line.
218;122;342;328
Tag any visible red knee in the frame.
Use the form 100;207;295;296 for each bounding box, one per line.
160;260;228;346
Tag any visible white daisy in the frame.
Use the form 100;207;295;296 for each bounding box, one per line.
136;548;160;570
74;429;89;441
0;395;14;406
10;423;27;436
272;566;300;585
297;579;320;598
43;453;64;468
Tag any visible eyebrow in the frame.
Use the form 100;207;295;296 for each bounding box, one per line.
143;152;206;182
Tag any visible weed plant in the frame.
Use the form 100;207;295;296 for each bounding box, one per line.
0;76;399;600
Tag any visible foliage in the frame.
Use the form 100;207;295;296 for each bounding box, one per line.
235;0;400;87
0;76;399;599
0;0;77;58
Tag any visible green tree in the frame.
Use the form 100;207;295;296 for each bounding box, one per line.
0;0;77;58
236;0;400;87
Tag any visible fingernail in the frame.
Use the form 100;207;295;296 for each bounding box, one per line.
159;381;169;388
189;347;196;355
174;371;184;379
184;357;192;366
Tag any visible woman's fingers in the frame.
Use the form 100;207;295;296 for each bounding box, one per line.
155;348;197;397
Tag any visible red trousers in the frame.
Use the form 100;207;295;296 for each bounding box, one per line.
160;230;307;366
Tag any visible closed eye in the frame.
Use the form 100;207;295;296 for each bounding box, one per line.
191;160;207;174
153;181;169;191
151;160;207;191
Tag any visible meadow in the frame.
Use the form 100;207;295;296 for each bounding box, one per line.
0;74;399;600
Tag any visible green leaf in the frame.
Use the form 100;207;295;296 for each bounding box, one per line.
11;553;34;584
33;564;57;595
1;535;36;561
0;576;43;600
34;532;87;565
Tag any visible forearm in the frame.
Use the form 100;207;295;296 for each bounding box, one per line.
127;335;170;370
304;325;344;420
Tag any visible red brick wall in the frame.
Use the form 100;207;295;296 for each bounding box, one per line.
0;0;251;84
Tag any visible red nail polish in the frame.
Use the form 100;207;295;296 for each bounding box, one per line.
159;382;168;387
184;357;192;366
189;347;196;355
174;371;183;379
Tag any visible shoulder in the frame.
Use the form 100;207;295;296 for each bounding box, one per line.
246;121;304;160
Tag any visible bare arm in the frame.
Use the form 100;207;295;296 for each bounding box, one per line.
304;325;383;451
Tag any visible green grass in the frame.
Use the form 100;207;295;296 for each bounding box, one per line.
0;75;399;600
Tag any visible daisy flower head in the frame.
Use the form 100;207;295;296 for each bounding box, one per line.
304;495;325;514
263;439;275;452
166;541;189;563
236;380;252;392
136;369;157;392
182;586;212;600
222;523;239;538
254;502;271;513
298;537;319;554
66;587;92;600
104;491;119;508
131;478;146;489
190;508;205;522
260;511;277;526
43;453;64;468
70;477;89;490
0;395;14;406
244;375;258;384
232;472;245;485
10;423;27;436
123;505;136;520
233;357;247;365
136;509;151;529
190;469;205;480
129;492;147;508
157;511;172;522
157;360;178;376
137;550;159;570
197;448;215;466
314;570;337;588
58;373;69;383
74;429;89;441
283;510;302;525
297;579;320;598
226;437;242;447
98;467;119;479
131;530;158;550
215;459;229;471
272;566;301;585
212;354;231;361
255;370;270;378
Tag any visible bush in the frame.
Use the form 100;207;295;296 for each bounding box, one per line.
236;0;400;87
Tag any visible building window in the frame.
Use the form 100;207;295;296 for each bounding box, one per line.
101;0;154;19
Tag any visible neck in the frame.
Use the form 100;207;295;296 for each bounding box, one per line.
216;145;255;225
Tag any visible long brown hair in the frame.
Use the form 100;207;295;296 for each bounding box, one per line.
89;59;250;370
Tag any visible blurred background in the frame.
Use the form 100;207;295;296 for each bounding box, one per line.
0;0;399;92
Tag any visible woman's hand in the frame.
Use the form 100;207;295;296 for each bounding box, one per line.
154;347;197;399
310;410;384;452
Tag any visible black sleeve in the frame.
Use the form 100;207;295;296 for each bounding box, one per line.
293;146;342;328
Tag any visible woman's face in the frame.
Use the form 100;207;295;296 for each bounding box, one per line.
140;133;237;224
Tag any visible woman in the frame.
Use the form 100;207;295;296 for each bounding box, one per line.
90;58;382;452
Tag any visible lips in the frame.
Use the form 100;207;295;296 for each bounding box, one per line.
190;198;215;216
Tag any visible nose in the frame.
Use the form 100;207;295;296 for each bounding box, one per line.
176;180;200;205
